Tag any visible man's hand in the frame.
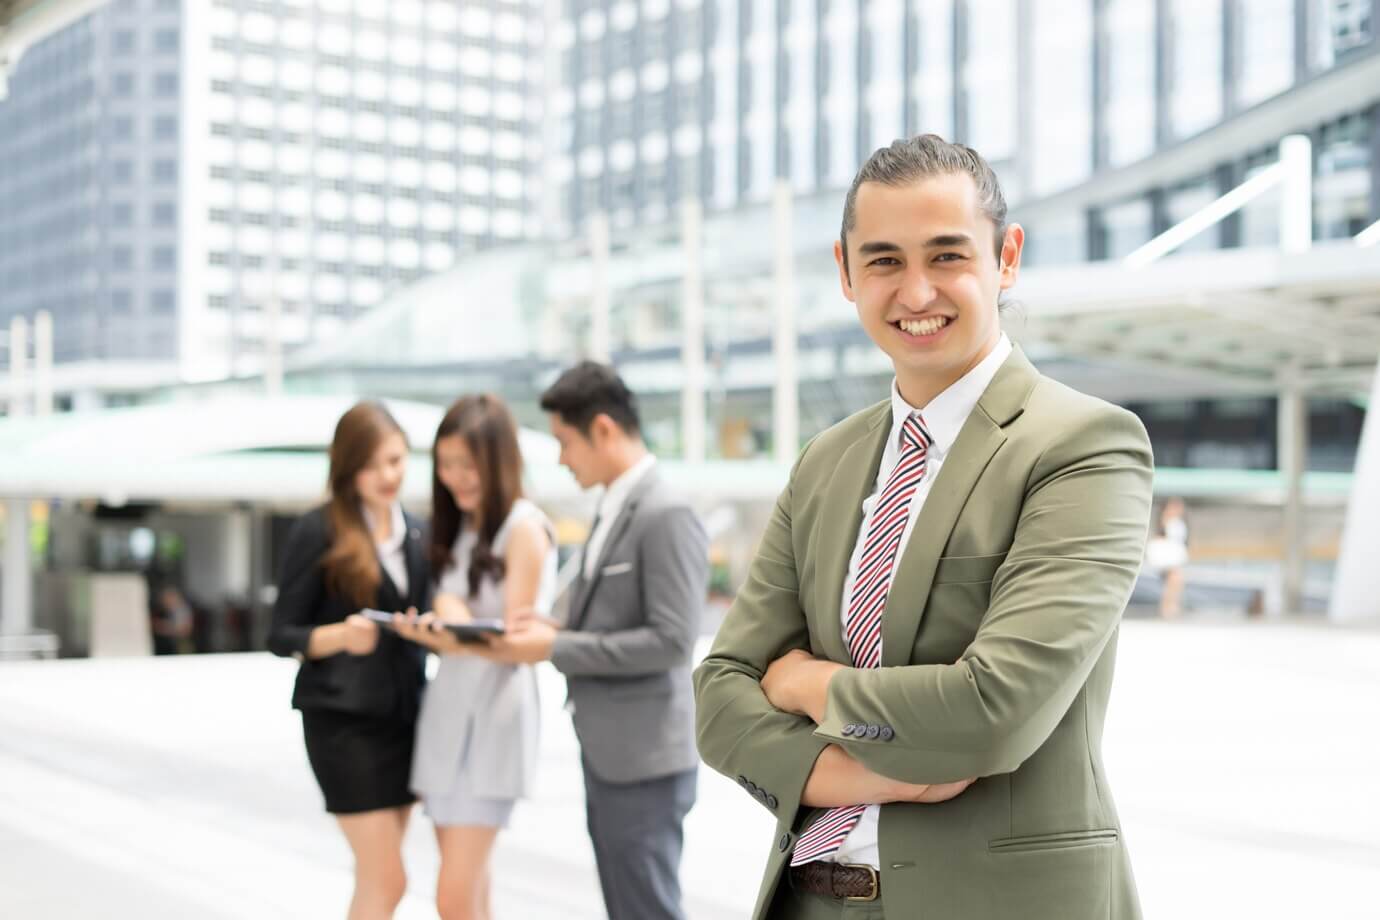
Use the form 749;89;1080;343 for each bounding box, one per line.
481;618;558;664
891;777;976;804
761;648;844;723
341;613;380;655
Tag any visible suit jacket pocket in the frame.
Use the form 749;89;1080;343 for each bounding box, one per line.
933;551;1007;585
600;562;634;577
989;829;1118;853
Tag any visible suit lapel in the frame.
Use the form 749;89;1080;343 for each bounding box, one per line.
879;347;1040;667
812;403;892;665
569;471;659;631
402;516;425;610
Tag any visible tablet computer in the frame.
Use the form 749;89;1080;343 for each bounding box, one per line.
360;609;504;643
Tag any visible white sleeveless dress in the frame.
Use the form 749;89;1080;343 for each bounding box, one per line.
410;498;557;827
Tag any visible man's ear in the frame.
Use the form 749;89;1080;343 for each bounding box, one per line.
588;412;616;448
998;223;1024;291
835;240;856;303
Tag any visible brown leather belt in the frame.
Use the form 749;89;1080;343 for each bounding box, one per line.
789;860;880;901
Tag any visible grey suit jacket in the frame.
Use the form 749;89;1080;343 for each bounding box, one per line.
550;469;709;784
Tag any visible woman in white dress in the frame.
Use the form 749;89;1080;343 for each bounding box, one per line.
1146;496;1190;618
396;394;556;920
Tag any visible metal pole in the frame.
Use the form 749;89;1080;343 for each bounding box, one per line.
8;315;28;417
773;180;799;462
589;212;611;363
1278;378;1307;616
681;197;706;463
33;311;52;416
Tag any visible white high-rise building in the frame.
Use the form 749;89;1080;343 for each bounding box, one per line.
0;0;546;395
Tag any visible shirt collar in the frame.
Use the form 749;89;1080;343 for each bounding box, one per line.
361;501;407;554
890;333;1013;457
598;453;657;520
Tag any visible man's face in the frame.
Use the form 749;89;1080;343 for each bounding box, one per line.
548;413;603;489
835;172;1023;400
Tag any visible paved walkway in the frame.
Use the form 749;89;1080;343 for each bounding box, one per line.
1;621;1378;919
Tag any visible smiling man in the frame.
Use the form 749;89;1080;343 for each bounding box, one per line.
693;135;1153;920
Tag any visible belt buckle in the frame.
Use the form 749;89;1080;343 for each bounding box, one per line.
839;863;879;902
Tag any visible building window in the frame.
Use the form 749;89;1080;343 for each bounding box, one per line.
154;73;179;97
152;202;176;226
155;29;179;53
112;72;134;97
154;116;178;140
112;30;135;54
153;159;178;183
111;247;133;270
152;246;176;270
151;289;175;311
111;289;132;311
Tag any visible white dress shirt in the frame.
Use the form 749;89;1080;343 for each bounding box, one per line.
830;333;1013;868
582;453;657;579
362;501;409;597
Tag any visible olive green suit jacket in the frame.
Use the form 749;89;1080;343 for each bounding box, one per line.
693;348;1153;920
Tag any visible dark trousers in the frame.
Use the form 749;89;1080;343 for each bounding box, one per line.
581;759;697;920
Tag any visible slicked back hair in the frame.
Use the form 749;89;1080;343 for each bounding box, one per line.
840;134;1009;279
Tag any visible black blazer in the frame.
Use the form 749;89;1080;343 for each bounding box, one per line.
268;505;430;720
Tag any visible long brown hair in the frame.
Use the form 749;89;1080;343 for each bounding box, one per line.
430;394;524;598
322;401;407;608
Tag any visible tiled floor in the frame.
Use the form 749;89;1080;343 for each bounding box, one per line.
1;620;1377;919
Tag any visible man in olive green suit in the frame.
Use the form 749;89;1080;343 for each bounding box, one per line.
693;135;1153;920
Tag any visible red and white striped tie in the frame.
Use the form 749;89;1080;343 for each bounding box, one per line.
790;411;933;866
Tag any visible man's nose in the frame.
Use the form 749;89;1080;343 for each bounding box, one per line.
898;270;939;311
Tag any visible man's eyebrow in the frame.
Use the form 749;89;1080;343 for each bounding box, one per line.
856;234;974;254
925;233;973;247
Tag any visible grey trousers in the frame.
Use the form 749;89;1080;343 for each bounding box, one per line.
581;759;697;920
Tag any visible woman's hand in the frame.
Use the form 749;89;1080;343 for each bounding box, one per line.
434;593;474;624
394;609;471;656
340;614;380;656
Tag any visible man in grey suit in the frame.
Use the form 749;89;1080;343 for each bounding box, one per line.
486;361;709;920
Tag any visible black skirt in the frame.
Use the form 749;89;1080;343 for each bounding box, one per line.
301;707;416;815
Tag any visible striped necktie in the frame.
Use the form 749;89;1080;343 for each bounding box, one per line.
790;410;933;866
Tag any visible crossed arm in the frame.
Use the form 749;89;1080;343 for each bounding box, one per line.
693;409;1153;820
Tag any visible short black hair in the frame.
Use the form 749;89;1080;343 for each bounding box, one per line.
539;361;642;438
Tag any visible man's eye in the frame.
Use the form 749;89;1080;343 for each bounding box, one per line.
934;252;964;263
869;257;900;266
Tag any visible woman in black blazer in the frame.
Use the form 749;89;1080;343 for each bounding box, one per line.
268;401;430;920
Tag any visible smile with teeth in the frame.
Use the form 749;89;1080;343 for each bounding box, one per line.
896;316;951;336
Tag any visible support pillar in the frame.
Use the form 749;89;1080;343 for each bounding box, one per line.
2;499;32;635
1330;358;1380;622
681;197;706;463
589;213;611;363
772;180;799;463
1278;382;1307;616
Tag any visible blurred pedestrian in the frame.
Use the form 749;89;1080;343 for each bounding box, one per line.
149;582;194;655
1147;497;1190;619
268;401;429;920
